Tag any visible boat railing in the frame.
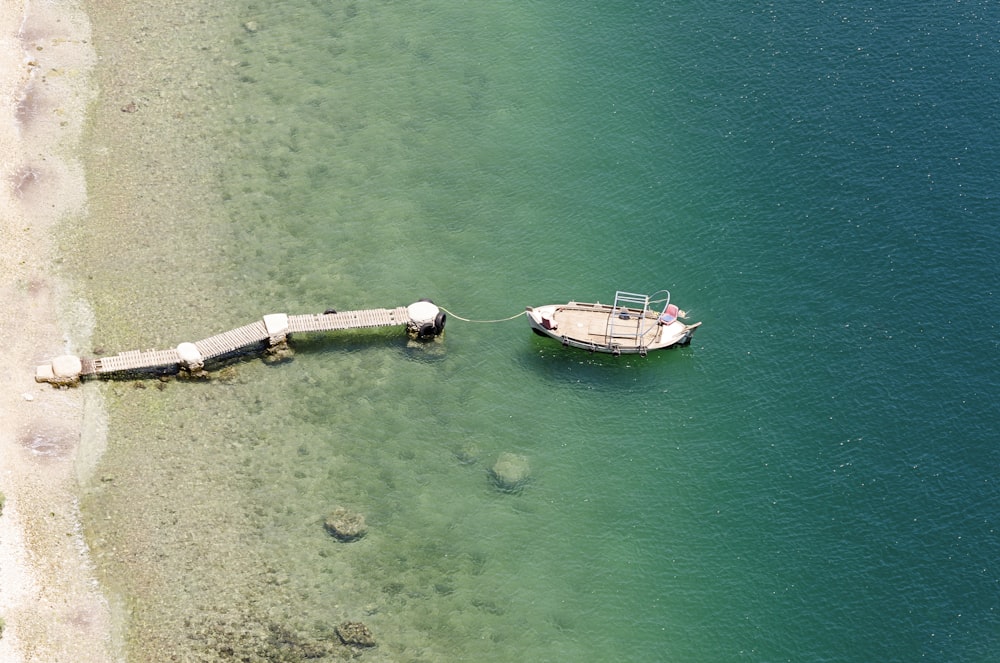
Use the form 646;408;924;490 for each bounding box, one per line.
648;289;671;311
607;290;664;344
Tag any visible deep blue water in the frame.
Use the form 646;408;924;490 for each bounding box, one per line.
77;1;1000;660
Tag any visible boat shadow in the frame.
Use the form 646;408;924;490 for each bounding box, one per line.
518;334;696;390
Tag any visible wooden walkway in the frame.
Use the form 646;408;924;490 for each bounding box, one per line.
287;308;409;334
37;304;430;385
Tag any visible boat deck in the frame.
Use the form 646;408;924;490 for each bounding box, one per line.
554;304;660;347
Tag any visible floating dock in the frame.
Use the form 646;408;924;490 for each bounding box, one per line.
36;301;446;386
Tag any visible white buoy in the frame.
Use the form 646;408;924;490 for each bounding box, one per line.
263;313;290;345
406;300;446;339
176;342;204;372
35;354;82;386
52;354;83;378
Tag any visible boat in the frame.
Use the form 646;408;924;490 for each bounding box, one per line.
525;290;701;356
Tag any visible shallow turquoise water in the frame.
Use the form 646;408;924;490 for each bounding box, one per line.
76;1;1000;660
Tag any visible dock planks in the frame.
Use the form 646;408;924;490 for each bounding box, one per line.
287;307;409;334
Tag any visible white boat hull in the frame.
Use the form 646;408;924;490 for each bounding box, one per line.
525;302;701;355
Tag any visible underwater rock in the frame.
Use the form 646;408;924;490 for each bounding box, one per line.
335;621;376;648
262;342;294;364
489;453;530;493
324;507;367;542
454;442;481;465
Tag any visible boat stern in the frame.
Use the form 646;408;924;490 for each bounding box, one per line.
677;321;702;346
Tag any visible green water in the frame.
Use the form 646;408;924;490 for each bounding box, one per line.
70;1;1000;661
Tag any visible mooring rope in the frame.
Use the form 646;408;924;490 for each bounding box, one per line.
439;307;526;323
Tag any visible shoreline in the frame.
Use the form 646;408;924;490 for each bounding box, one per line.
0;0;117;661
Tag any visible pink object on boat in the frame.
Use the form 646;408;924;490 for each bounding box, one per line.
658;304;679;325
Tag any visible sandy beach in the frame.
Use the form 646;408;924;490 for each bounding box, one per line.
0;0;117;660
